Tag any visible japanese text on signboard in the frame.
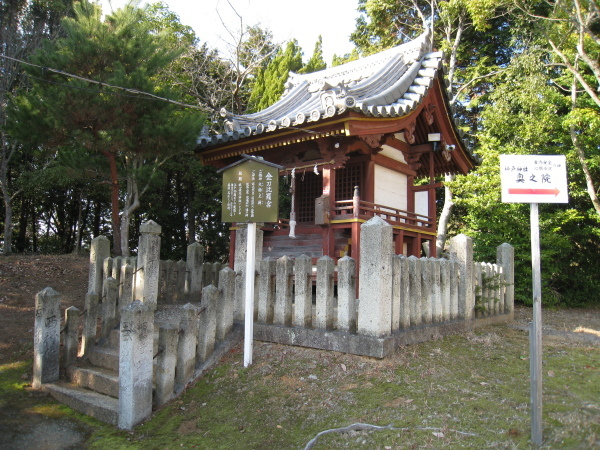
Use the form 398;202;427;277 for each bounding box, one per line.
500;155;568;203
221;159;279;222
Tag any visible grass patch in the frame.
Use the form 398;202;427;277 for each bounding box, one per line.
81;325;598;449
2;321;598;448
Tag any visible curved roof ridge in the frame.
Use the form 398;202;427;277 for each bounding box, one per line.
285;30;431;94
196;29;445;148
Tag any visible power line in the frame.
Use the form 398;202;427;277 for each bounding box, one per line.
19;71;169;102
1;54;325;137
1;54;212;112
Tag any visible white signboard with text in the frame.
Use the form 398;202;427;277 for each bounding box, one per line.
500;155;568;203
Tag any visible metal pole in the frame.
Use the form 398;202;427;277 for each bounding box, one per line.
530;203;543;445
244;222;256;367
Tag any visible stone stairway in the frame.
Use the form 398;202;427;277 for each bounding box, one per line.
42;328;125;426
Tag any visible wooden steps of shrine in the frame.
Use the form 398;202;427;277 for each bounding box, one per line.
263;233;323;259
262;232;352;260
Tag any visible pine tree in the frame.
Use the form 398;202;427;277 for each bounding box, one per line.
299;36;327;74
247;40;303;112
10;1;203;256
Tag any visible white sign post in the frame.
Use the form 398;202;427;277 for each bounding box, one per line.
500;154;568;446
218;155;283;368
244;222;256;367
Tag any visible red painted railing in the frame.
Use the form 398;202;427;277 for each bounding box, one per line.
331;199;434;229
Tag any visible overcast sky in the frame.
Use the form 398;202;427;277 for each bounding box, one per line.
96;0;359;64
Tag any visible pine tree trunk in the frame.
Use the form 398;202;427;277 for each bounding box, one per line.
103;150;122;256
2;195;13;255
74;193;83;254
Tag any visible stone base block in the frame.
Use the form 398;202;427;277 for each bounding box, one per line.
43;382;118;425
88;346;119;372
68;365;119;398
253;313;515;359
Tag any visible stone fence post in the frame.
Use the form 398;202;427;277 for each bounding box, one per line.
197;285;217;363
274;256;293;326
233;225;263;320
293;255;313;328
358;216;393;337
450;234;474;320
497;243;515;317
63;306;80;368
392;255;410;330
33;288;61;389
88;236;110;295
135;220;161;310
217;267;236;341
175;303;198;392
315;256;335;330
408;256;422;327
154;324;179;407
118;301;154;430
258;259;276;324
81;292;100;357
186;242;205;301
337;256;357;333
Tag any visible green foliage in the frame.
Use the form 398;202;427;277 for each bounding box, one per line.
7;1;205;255
298;36;327;74
331;48;360;66
351;0;431;54
247;40;303;112
140;154;229;261
450;52;600;306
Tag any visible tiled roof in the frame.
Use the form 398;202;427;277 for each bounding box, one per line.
197;30;444;148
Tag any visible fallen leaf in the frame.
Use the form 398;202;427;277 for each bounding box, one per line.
433;432;444;438
341;364;347;372
480;382;489;386
405;398;414;403
547;370;555;377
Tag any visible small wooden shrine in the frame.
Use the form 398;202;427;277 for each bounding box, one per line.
195;29;478;268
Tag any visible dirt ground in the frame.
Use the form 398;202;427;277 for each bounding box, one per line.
0;253;90;366
0;253;599;448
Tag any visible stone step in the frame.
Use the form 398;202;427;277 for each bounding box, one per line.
88;345;119;372
67;365;119;398
108;327;121;349
43;382;118;426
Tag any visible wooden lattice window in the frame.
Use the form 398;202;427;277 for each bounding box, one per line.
296;171;322;223
336;164;362;201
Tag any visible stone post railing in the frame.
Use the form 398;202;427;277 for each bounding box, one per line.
497;242;515;317
315;256;335;331
88;236;110;297
337;256;356;333
358;216;393;337
450;234;474;320
233;224;263;320
118;300;154;430
293;254;313;328
33;288;61;389
186;242;205;301
135;220;161;310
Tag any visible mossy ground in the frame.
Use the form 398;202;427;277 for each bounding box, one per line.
1;287;598;449
76;322;600;448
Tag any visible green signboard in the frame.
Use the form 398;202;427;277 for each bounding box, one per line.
220;156;282;223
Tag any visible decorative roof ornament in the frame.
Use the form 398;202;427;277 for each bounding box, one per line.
196;29;462;149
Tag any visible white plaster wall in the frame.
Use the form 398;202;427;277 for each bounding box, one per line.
374;165;407;211
379;145;407;163
415;191;429;225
